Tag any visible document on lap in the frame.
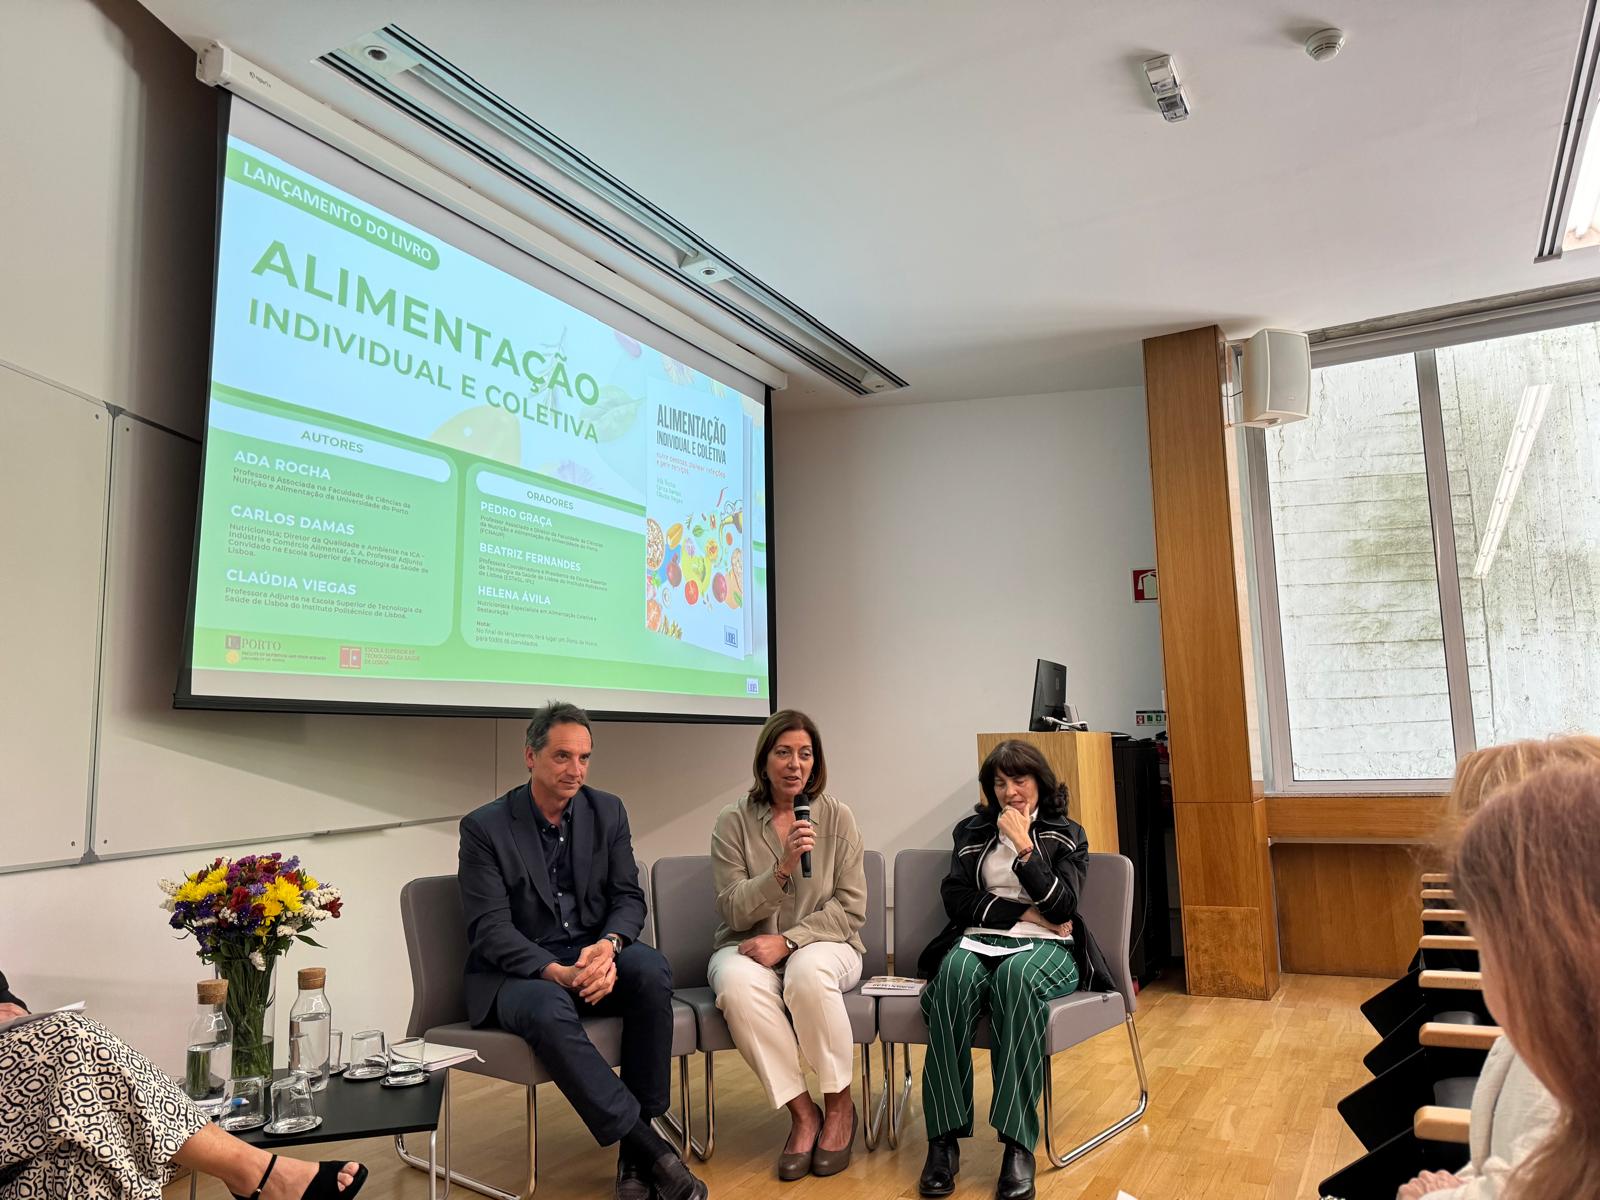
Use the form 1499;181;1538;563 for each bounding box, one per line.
0;1000;85;1035
957;937;1037;957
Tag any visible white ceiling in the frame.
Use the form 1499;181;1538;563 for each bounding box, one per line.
135;0;1600;408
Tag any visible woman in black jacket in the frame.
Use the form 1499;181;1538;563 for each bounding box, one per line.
913;740;1110;1200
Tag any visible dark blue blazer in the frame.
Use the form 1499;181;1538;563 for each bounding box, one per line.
458;782;648;1026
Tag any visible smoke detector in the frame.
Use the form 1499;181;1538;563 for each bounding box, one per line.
1305;28;1346;62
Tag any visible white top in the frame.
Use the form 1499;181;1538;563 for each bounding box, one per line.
1422;1037;1561;1200
961;811;1071;941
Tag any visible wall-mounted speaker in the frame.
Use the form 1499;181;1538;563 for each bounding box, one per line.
1241;328;1311;427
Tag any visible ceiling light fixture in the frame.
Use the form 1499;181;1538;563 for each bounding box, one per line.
321;26;905;396
1472;383;1552;579
1536;0;1600;259
1142;55;1191;122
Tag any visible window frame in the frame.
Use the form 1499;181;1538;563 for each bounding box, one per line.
1247;294;1600;792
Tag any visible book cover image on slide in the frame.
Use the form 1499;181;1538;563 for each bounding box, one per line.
645;377;751;660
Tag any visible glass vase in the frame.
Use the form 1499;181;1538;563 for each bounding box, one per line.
216;957;277;1079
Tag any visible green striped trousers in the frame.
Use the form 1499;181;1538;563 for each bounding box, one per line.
919;935;1080;1149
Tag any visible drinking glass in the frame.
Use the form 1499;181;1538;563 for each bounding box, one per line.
218;1075;267;1131
265;1075;320;1135
344;1029;388;1081
384;1036;427;1087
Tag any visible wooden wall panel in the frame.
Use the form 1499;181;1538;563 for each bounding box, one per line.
1273;843;1427;977
1144;326;1278;999
1266;794;1446;842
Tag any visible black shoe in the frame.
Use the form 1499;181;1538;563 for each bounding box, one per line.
651;1151;709;1200
919;1133;960;1197
996;1138;1035;1200
616;1152;653;1200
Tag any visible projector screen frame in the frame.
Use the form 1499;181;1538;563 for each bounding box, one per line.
173;92;778;725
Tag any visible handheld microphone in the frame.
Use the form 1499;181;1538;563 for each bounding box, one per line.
794;799;813;878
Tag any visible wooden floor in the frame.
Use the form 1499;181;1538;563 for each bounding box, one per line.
167;973;1379;1200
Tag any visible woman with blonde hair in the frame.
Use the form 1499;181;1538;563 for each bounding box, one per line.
1395;738;1600;1200
1427;763;1600;1198
1435;734;1600;850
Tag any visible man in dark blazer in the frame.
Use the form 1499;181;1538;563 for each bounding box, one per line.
459;701;707;1200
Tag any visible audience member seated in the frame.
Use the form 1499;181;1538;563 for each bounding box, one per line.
913;739;1112;1200
1393;737;1600;1200
708;709;867;1180
457;701;706;1200
1401;762;1600;1200
0;969;365;1200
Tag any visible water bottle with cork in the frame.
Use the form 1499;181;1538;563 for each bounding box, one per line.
183;979;233;1113
287;966;332;1091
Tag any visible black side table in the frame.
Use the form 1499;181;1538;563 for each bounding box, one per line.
192;1070;449;1199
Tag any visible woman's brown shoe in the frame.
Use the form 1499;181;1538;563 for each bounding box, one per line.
810;1106;858;1178
776;1146;814;1182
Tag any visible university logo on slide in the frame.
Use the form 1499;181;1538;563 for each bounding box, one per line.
225;634;242;665
340;646;364;670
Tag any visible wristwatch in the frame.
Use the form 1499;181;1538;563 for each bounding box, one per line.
604;933;625;954
783;936;799;953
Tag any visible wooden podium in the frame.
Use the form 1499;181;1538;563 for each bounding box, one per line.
976;731;1119;852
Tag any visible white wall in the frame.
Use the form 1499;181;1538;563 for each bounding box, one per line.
0;0;1163;1071
772;388;1165;893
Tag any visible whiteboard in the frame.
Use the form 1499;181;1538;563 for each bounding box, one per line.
0;367;109;869
91;416;497;858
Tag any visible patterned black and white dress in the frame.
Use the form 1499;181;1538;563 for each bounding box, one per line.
0;1012;208;1199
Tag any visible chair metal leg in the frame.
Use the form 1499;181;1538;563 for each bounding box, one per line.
1041;1014;1150;1170
397;1078;539;1199
654;1055;697;1160
860;1041;888;1150
657;1051;716;1161
882;1041;914;1149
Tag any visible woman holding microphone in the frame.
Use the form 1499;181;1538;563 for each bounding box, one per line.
707;710;867;1180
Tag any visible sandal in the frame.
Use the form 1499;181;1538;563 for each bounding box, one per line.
233;1156;370;1200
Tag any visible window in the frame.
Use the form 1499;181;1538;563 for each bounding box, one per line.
1263;355;1455;781
1436;327;1600;745
1252;313;1600;787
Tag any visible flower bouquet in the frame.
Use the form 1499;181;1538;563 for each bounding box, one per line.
160;853;342;1078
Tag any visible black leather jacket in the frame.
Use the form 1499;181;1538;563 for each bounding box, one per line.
915;809;1112;993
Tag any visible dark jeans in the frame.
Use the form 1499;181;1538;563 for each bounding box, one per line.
494;942;673;1145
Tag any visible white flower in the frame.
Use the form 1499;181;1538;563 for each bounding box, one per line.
249;950;266;971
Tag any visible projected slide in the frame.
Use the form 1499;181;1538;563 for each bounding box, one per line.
182;101;771;718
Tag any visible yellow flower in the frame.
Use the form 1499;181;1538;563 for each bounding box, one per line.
261;896;283;919
271;877;303;912
301;874;319;890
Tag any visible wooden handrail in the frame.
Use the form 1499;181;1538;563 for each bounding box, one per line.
1415;1106;1471;1144
1422;909;1468;923
1420;934;1478;951
1421;873;1451;885
1421;888;1456;901
1420;1022;1502;1050
1420;970;1482;991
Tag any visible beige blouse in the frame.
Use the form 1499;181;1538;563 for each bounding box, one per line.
709;791;867;954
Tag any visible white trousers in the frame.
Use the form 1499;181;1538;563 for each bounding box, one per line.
707;941;863;1107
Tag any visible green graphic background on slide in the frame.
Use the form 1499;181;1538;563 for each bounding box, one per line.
193;384;767;698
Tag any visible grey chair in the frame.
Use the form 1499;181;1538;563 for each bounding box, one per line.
649;850;888;1159
876;850;1149;1168
397;873;698;1198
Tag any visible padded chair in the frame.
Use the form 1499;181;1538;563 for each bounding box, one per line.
876;850;1149;1169
397;873;698;1198
649;850;888;1159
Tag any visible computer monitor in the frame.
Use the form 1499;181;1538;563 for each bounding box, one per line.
1028;659;1068;731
